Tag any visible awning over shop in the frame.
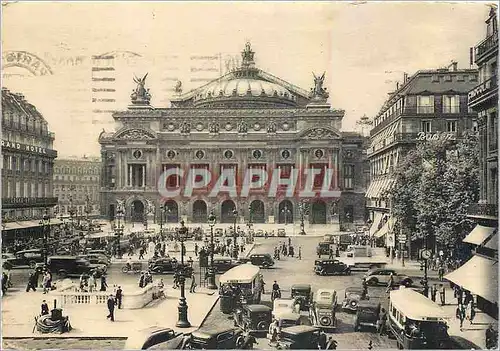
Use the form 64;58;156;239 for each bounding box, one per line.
2;220;46;230
463;225;497;246
484;232;498;250
369;213;383;236
445;255;498;303
365;181;376;198
375;220;390;238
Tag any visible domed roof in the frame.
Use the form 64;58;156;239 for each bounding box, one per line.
196;78;295;100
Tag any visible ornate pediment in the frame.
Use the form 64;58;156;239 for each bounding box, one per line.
114;128;156;140
301;128;340;140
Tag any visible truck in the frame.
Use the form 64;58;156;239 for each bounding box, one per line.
346;245;372;258
339;245;387;272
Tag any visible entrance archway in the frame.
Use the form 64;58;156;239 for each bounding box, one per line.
164;200;179;223
311;200;327;224
192;200;208;223
221;200;236;223
131;200;144;222
250;200;265;223
108;204;115;221
278;200;294;224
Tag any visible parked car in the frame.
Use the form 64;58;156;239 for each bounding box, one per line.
277;229;286;237
212;258;241;273
354;300;381;331
4;249;44;269
255;229;265;237
36;256;107;278
276;325;321;350
81;254;110;266
190;327;244;349
309;289;338;330
342;287;369;312
291;284;313;311
124;326;182;350
233;304;272;335
363;268;413;287
314;259;351;276
240;253;275;268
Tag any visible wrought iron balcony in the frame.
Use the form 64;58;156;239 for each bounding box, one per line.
2;197;59;209
467;203;498;220
468;75;498;108
475;34;499;63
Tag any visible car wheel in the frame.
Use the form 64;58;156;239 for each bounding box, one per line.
257;321;269;331
320;316;332;326
404;279;413;287
29;261;37;269
121;266;129;273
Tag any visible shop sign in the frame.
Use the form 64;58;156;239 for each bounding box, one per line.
1;140;56;157
416;132;456;142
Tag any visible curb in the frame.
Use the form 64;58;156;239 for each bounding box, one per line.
198;296;221;328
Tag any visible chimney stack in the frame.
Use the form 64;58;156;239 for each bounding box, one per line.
403;72;408;83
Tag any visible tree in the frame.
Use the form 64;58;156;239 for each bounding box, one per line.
386;132;479;254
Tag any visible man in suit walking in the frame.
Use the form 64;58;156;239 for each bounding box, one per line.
115;286;123;309
106;295;115;321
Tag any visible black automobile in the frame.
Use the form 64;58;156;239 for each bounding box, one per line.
354;300;380;331
363;268;413;287
233;304;272;335
190;327;244;349
342;287;369;312
124;327;183;350
213;258;241;273
240;253;275;268
36;256;107;278
291;284;313;311
4;249;44;269
314;259;351;276
148;257;178;273
276;325;321;350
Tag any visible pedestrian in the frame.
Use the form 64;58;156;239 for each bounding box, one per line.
1;272;8;295
317;246;321;258
367;341;373;350
485;324;498;349
139;272;145;288
438;265;445;281
115;286;123;309
456;286;464;305
194;243;199;257
139;247;145;260
88;274;96;293
430;284;437;302
288;237;291;246
298;247;302;260
386;273;394;293
26;272;37;292
456;304;466;329
106;294;115;321
362;278;368;297
439;284;446;306
189;273;197;293
467;301;476;325
42;271;51;294
40;300;50;316
329;248;334;259
378;307;387;335
100;274;108;292
318;330;327;349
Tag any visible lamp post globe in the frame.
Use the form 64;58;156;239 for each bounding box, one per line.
176;220;191;328
206;211;217;290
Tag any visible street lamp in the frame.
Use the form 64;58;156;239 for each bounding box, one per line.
298;201;307;235
176;220;191;328
39;209;50;265
232;209;239;259
206;211;217;290
114;207;125;259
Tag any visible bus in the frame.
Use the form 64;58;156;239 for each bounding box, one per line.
219;263;263;313
388;288;450;349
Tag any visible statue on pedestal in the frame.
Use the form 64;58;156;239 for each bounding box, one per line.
309;72;329;102
130;73;152;105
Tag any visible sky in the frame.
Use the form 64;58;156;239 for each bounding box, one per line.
1;1;493;157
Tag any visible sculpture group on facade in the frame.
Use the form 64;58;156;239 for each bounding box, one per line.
238;121;248;134
309;72;329;101
209;122;220;134
131;74;152;105
267;122;277;134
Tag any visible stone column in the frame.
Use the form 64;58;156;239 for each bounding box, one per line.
142;165;146;188
128;164;132;187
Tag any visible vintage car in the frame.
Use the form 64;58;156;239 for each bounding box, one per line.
317;241;333;256
291;284;313;311
342;287;369;312
314;259;351;276
276;325;321;350
190;326;244;349
277;229;286;237
212;257;241;273
233;304;272;335
309;289;338;330
124;326;182;350
254;229;265;237
363;268;413;287
36;256;107;278
4;249;44;269
240;253;275;268
354;300;381;331
272;298;301;328
80;254;110;266
87;249;110;258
